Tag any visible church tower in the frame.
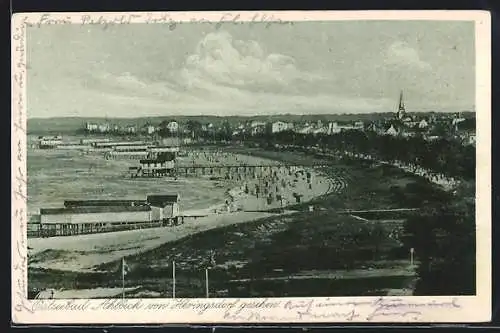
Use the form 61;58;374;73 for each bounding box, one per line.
396;90;406;120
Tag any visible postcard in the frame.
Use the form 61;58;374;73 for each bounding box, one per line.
12;10;491;324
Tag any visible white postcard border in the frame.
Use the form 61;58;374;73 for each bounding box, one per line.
11;10;491;324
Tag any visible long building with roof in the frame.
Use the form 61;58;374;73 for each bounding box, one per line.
33;194;180;237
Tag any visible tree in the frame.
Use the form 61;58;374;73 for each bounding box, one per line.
186;120;202;139
158;120;172;138
403;199;475;295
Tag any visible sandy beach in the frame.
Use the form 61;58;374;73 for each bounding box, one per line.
28;149;336;273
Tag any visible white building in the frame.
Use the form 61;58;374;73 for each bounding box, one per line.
313;127;328;135
327;122;341;134
354;121;364;130
452;117;466;126
38;136;63;148
86;123;98;132
297;126;315;134
147;194;180;220
251;124;266;135
139;158;176;177
467;135;476;145
385;124;399;136
271;121;294;133
418;119;429;129
336;124;357;132
251;121;267;128
146;125;156;134
98;124;110;133
167;121;179;133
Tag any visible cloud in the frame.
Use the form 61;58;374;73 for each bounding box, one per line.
385;41;432;71
178;31;323;90
113;72;148;89
78;31;396;116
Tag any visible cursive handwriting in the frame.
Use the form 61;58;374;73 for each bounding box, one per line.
214;13;294;29
366;297;461;321
24;12;294;31
144;12;294;30
12;14;29;317
223;304;360;322
81;14;142;30
14;167;28;201
23;296;464;322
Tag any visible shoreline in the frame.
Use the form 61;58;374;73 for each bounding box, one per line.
28;150;335;272
162;151;334;215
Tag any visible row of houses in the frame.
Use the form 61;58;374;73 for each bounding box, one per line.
80;91;474;145
229;120;365;136
85;121;180;135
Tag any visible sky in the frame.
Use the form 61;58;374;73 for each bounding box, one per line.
26;20;475;118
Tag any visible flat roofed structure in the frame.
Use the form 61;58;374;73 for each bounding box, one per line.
114;146;149;151
149;146;180;152
94;141;147;148
63;200;147;207
41;205;151;215
36;193;182;237
141;152;176;163
147;194;179;207
147;194;180;220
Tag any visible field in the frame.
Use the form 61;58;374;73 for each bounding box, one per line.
27;145;445;298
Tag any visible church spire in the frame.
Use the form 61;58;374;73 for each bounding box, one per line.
397;90;406;120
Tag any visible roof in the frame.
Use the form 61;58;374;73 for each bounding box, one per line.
147;194;179;207
157;152;176;161
386;125;398;132
64;200;146;207
140;154;175;164
41;205;151;215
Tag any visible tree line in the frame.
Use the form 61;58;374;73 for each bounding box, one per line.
241;130;474;180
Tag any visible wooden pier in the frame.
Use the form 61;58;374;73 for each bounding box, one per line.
175;162;332;173
128;161;335;179
172;163;329;177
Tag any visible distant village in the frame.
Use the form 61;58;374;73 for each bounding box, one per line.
83;99;476;147
39;92;475;148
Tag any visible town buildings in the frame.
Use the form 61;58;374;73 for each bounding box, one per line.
78;91;474;147
37;135;63;149
270;121;294;133
166;121;179;133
